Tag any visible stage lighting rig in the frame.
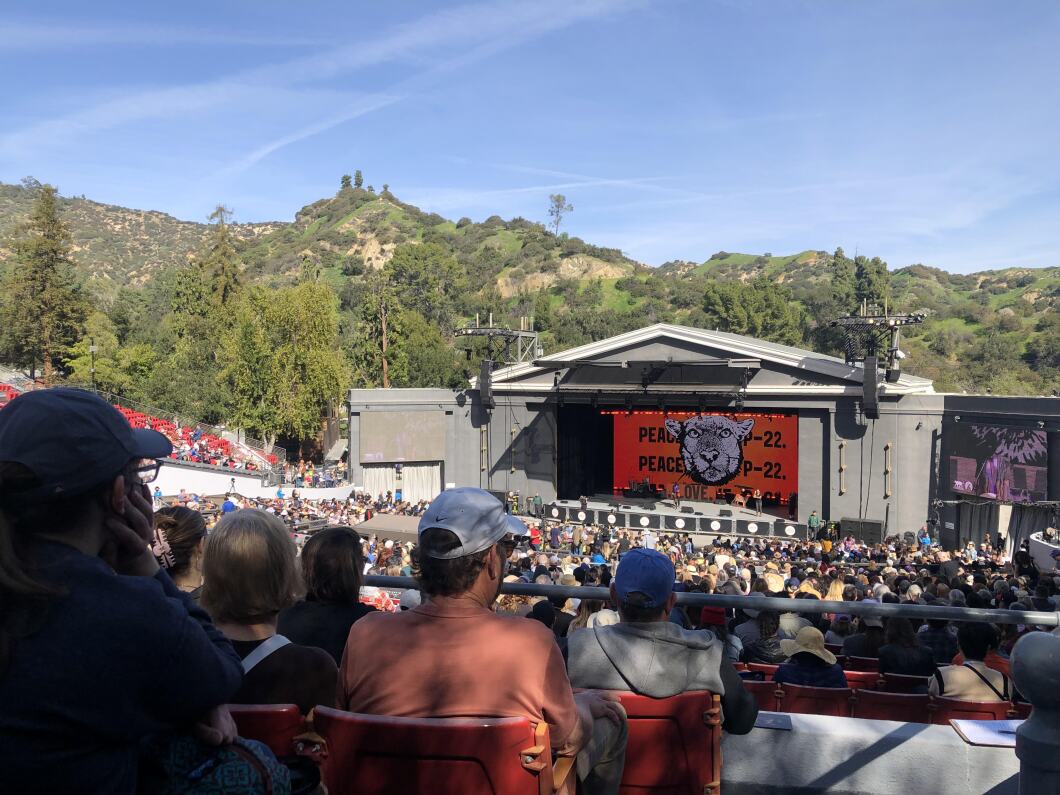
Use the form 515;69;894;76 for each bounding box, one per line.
830;302;924;418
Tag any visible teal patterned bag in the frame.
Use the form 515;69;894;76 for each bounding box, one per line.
140;734;291;794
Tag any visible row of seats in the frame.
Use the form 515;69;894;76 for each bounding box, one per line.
742;681;1032;723
229;691;724;795
736;662;919;691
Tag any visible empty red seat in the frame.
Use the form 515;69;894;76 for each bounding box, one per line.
842;671;879;691
312;707;575;795
878;673;930;693
778;685;853;717
615;691;721;795
852;691;931;723
228;704;306;758
844;656;879;672
743;681;781;712
929;696;1014;724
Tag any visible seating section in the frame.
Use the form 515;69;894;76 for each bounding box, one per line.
312;707;575;795
0;382;278;471
928;696;1014;724
228;704;306;758
615;691;722;795
780;685;854;717
878;673;930;693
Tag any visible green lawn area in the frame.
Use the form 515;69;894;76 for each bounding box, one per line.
481;229;522;255
598;278;640;312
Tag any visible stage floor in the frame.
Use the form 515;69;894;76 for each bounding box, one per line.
550;497;788;524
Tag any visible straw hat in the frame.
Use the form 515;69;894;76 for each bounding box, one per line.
780;626;836;665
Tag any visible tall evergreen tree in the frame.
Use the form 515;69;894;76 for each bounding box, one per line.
201;205;242;307
700;277;807;346
855;255;891;308
0;183;86;382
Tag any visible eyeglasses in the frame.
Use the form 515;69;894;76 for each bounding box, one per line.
133;459;162;484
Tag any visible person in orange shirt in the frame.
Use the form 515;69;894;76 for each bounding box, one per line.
338;488;628;795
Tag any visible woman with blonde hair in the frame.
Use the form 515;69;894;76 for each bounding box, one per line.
202;509;336;714
567;598;605;633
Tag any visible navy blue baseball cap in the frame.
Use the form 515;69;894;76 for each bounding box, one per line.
614;547;675;608
417;487;527;559
0;388;172;499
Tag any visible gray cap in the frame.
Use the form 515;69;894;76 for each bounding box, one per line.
417;487;527;559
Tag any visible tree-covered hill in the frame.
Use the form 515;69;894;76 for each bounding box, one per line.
0;180;281;286
0;177;1056;412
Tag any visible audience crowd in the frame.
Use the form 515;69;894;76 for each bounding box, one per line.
2;388;1057;793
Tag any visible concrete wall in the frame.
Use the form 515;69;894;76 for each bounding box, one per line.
156;461;264;497
722;713;1018;795
156;461;354;500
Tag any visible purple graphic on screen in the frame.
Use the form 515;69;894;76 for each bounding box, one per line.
948;424;1048;504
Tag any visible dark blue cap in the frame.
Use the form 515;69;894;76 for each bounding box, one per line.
614;548;675;608
0;388;172;499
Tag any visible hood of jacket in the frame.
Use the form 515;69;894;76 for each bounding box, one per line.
590;621;722;698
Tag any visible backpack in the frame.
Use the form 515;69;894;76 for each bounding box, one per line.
140;734;291;795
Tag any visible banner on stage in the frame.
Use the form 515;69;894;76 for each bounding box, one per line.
606;410;798;503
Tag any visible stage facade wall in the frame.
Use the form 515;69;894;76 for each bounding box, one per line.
348;387;954;535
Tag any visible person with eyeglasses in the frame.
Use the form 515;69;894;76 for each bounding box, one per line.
338;487;629;795
0;389;246;794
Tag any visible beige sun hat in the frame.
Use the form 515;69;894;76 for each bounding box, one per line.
780;626;837;665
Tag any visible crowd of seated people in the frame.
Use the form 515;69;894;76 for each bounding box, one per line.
2;388;1056;792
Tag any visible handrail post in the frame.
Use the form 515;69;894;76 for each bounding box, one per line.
1011;630;1060;794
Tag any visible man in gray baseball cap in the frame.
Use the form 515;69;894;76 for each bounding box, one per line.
339;487;628;795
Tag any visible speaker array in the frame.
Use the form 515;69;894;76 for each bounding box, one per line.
544;503;807;540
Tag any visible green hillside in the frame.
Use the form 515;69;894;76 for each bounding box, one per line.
0;179;1057;403
0;180;281;286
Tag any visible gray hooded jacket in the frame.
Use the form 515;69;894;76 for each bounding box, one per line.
567;621;726;698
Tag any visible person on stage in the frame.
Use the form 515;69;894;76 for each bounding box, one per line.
752;488;763;516
672;482;681;508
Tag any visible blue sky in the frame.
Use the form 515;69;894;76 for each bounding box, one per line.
2;0;1058;273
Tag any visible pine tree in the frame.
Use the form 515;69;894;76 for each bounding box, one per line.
0;183;86;382
340;174;352;190
354;170;364;189
201;205;242;307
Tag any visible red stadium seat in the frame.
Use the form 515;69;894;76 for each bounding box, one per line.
842;670;880;691
878;673;930;693
844;656;879;672
614;691;722;795
1010;701;1032;720
312;707;576;795
743;680;782;712
746;663;779;676
851;691;931;723
928;696;1013;724
777;685;853;717
824;643;843;656
228;704;306;758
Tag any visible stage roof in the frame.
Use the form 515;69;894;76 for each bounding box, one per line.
475;322;934;397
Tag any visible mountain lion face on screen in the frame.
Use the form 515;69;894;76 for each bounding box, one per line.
665;415;754;485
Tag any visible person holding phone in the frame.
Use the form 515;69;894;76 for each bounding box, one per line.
0;389;244;794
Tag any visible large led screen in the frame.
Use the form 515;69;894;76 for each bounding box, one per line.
948;424;1047;503
607;411;798;503
359;410;446;464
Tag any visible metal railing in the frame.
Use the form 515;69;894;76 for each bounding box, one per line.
361;576;1060;628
